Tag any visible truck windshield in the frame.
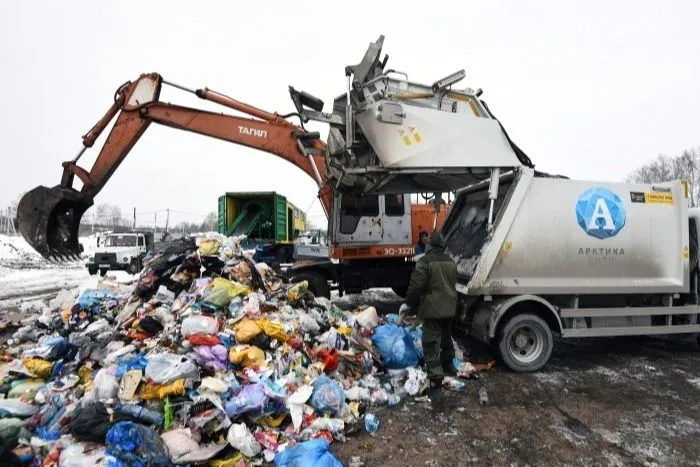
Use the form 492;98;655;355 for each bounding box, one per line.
105;236;138;247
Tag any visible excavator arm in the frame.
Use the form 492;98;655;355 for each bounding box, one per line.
17;73;333;259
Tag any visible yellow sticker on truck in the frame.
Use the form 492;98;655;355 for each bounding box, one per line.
629;191;674;205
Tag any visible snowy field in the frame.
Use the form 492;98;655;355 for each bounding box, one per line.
0;234;137;310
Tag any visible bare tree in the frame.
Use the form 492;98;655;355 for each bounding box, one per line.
109;205;123;229
95;203;112;226
200;212;217;232
627;148;700;206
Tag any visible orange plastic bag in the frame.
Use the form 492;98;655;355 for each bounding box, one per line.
233;318;262;343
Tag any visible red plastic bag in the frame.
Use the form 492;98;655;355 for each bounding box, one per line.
316;349;339;373
187;333;221;346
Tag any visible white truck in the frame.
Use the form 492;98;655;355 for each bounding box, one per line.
294;34;700;372
86;231;154;276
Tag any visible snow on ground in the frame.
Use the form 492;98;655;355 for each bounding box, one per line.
0;234;109;310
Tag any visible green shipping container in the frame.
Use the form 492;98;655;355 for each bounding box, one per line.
217;191;307;244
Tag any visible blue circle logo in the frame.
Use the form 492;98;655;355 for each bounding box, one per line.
575;187;626;239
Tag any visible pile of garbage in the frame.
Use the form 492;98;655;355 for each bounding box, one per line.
0;233;479;466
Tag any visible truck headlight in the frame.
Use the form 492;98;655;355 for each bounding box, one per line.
88;257;94;263
123;257;129;263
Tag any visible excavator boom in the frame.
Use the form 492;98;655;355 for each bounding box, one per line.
17;73;331;259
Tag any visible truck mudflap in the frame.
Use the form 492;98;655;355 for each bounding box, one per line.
469;294;564;343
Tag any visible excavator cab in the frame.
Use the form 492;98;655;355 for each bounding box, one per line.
17;185;93;260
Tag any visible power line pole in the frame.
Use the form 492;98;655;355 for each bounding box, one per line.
165;208;170;233
133;207;136;230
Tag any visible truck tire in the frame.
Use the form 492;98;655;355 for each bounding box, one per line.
99;269;107;277
128;261;140;275
88;267;98;276
497;313;553;373
290;271;330;299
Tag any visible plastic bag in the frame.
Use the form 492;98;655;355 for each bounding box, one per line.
233;318;262;343
89;368;119;402
227;423;262;458
22;336;69;361
198;238;221;256
309;375;345;416
194;345;229;370
225;382;270;417
256;319;289;342
138;379;187;400
21;358;52;379
355;306;379;329
229;345;265;367
144;353;199;384
274;438;342;467
202;278;249;308
181;315;220;337
106;421;171;467
287;281;308;301
0;399;38;417
371;324;419;369
286;385;313;431
7;380;44;399
59;442;108;467
68;400;112;442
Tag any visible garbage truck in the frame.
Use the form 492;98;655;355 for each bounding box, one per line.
217;191;306;264
286;34;700;372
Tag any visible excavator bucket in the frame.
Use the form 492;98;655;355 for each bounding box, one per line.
17;185;94;260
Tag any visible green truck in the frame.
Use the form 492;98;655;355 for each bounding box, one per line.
218;191;307;264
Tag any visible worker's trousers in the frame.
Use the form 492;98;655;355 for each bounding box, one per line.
421;318;455;382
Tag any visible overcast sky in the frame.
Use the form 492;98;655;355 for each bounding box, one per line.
1;0;698;228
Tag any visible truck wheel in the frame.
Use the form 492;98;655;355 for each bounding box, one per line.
497;313;553;373
88;267;98;276
99;269;107;277
291;271;330;299
128;261;140;275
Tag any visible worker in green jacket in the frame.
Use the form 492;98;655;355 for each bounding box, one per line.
404;231;458;402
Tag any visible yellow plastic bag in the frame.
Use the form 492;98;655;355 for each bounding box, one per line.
203;278;249;307
256;319;289;342
287;280;308;301
255;413;287;427
198;238;221;256
228;345;265;367
233;318;262;343
209;453;246;467
22;358;52;379
139;378;186;400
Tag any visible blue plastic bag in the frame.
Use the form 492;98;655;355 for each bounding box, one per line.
371;324;419;369
309;375;344;416
274;438;343;467
78;289;119;313
225;382;270;418
409;327;424;359
105;421;170;467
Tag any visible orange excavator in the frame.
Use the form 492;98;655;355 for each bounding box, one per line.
16;73;449;297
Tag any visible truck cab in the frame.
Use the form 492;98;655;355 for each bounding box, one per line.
87;232;153;276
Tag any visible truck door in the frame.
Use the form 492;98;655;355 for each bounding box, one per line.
333;192;383;244
381;194;412;246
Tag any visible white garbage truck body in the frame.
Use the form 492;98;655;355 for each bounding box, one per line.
442;168;700;372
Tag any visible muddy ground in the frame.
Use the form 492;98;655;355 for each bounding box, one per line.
331;334;700;466
331;290;700;466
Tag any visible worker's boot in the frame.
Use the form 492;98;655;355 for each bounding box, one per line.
442;359;459;377
427;378;444;406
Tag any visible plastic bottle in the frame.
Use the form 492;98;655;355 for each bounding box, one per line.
478;387;489;406
116;404;164;427
364;413;379;435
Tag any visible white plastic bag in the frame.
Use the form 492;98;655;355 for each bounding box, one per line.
144;353;199;384
227;423;262;458
356;306;379;329
181;315;219;337
90;368;119;401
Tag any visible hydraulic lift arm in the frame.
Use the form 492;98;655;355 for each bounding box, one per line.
17;73;332;259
